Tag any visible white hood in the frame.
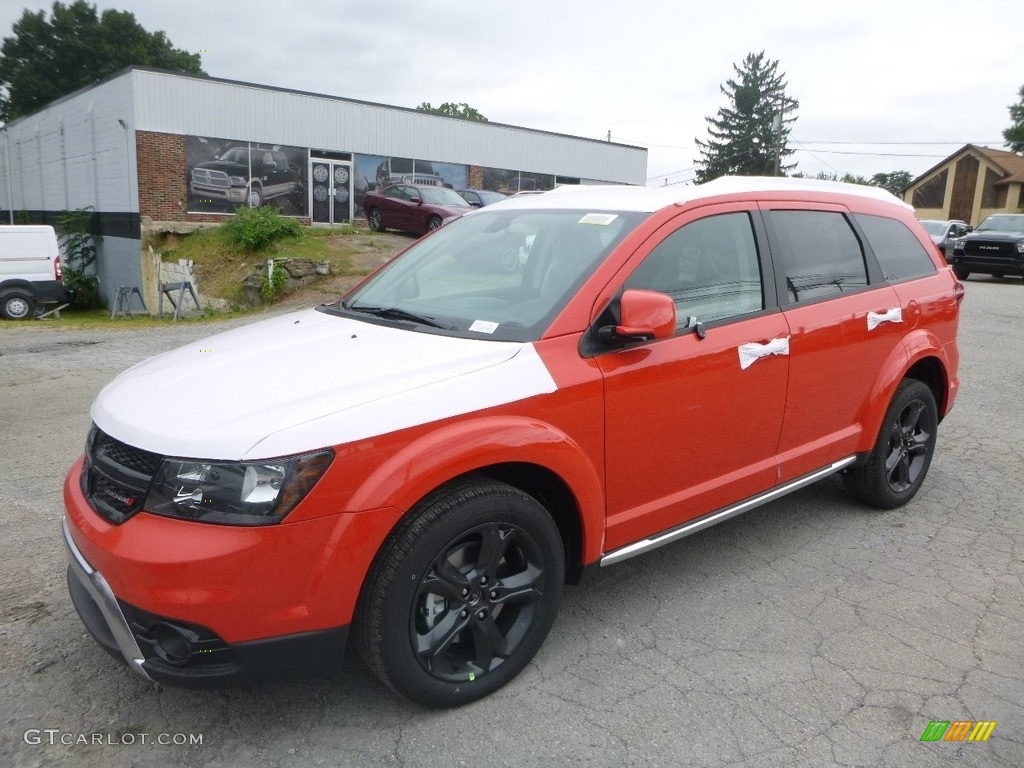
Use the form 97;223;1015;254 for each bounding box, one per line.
92;309;557;460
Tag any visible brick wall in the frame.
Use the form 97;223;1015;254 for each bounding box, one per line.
136;131;206;223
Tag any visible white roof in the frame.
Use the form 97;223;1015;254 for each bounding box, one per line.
489;176;910;213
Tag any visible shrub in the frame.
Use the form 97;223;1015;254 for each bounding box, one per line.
257;261;287;302
56;208;102;310
222;206;302;251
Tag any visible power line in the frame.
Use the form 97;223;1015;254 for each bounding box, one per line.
791;139;1003;146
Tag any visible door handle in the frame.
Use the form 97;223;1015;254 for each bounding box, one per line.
737;336;790;370
867;307;902;331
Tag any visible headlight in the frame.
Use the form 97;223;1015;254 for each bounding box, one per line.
953;238;965;252
229;176;247;186
144;449;333;526
1017;242;1024;254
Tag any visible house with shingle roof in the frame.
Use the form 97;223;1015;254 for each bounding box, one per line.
904;144;1024;225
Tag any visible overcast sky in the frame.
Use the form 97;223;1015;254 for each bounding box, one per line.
2;0;1021;185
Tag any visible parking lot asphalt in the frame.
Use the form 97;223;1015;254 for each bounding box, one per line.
0;279;1021;768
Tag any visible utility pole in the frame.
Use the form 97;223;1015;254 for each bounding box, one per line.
772;100;783;176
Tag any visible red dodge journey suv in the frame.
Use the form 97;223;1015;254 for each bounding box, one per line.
63;177;961;707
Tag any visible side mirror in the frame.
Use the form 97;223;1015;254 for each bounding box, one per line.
599;289;676;344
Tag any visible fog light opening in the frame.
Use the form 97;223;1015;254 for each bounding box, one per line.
151;622;199;665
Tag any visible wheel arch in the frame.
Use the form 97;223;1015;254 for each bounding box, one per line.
861;329;953;451
0;279;39;296
343;416;604;581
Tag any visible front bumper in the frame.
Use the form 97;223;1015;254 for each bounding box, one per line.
62;454;369;687
189;183;247;203
950;253;1024;276
64;515;350;687
63;515;150;678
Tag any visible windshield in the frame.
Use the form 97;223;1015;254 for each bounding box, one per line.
478;191;507;205
219;148;249;164
336;208;646;342
919;220;946;236
976;214;1024;232
421;187;473;206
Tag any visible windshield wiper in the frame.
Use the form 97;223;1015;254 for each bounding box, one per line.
345;304;453;330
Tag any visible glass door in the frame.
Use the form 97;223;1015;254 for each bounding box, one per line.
309;159;353;224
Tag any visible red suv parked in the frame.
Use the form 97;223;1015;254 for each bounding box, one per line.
64;178;961;708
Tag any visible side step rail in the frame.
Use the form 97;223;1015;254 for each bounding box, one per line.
601;456;857;567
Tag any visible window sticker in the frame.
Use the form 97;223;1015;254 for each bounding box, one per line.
578;213;618;226
469;320;499;334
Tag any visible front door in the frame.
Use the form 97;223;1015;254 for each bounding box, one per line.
310;159;353;225
598;205;789;551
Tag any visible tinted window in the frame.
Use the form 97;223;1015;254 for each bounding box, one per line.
768;211;867;303
626;212;763;327
855;214;937;282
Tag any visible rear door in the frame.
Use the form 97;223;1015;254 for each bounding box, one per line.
598;204;789;551
763;205;904;481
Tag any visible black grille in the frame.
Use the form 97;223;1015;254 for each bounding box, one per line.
98;433;163;476
83;427;164;525
963;240;1017;258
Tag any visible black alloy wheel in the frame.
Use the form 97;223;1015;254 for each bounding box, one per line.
844;379;938;509
357;479;564;708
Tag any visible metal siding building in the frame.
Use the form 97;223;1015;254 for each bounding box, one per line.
0;67;647;307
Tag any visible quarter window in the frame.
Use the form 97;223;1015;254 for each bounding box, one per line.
855;214;938;282
625;212;764;327
767;211;868;303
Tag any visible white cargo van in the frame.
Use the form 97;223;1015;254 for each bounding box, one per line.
0;225;67;319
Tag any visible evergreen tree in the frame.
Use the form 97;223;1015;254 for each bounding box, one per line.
1004;84;1024;153
0;1;203;122
695;52;798;183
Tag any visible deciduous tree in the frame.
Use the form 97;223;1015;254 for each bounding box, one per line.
1004;84;1024;153
416;102;488;122
0;1;203;122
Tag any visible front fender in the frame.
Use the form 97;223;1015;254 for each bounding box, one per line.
345;415;605;564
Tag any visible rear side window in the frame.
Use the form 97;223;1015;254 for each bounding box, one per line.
767;211;868;304
855;214;938;282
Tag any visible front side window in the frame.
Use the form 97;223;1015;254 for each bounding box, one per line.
767;211;867;303
625;212;764;327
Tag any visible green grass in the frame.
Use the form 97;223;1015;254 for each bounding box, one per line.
21;306;255;330
154;224;388;306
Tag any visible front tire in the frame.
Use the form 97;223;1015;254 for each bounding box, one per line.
247;185;264;208
425;215;443;232
367;207;384;232
952;265;970;280
1;291;35;320
356;479;565;708
844;379;938;509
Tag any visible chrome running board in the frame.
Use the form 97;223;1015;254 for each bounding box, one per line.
600;456;856;567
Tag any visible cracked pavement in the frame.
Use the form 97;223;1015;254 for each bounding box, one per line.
0;278;1021;767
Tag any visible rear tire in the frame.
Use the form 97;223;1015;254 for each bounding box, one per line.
356;479;564;708
844;379;938;509
1;291;35;320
